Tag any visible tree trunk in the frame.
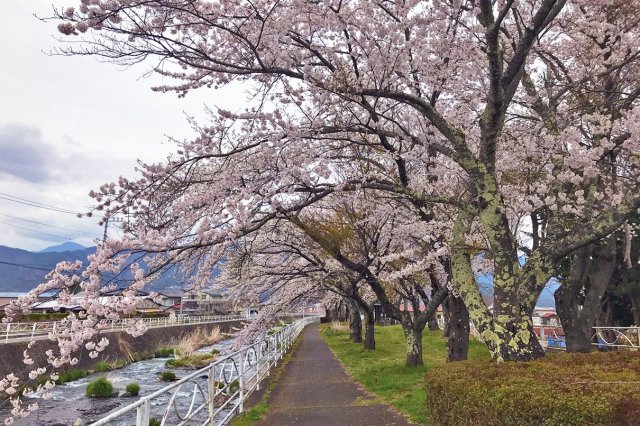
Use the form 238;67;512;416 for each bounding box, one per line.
427;315;440;331
632;296;640;326
402;324;423;367
445;295;470;362
363;310;375;350
442;300;451;337
347;300;362;343
556;236;616;353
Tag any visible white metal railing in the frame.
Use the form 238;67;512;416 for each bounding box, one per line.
592;326;640;349
90;316;319;426
533;325;640;350
0;314;247;344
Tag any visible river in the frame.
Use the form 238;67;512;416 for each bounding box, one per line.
1;337;237;425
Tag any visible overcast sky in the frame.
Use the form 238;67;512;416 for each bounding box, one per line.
0;2;242;251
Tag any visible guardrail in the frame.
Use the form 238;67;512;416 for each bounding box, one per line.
532;325;640;350
90;316;319;426
0;314;247;344
592;326;640;349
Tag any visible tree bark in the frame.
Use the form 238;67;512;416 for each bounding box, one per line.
347;299;362;343
363;309;375;350
445;294;470;362
402;324;423;367
556;236;616;352
632;297;640;326
427;315;440;331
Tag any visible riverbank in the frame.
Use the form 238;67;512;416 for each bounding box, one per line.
0;320;246;382
0;330;239;425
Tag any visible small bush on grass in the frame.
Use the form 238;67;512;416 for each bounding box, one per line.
426;351;640;426
55;369;88;385
86;377;114;398
125;382;140;396
149;419;161;426
159;371;176;381
154;348;174;358
93;361;112;372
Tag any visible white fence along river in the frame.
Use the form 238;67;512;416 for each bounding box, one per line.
91;316;318;426
1;314;247;344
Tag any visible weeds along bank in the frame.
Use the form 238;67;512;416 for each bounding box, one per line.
0;320;245;382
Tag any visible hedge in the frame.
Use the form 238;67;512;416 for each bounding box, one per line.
425;351;640;425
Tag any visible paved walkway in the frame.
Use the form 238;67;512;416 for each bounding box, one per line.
256;323;412;426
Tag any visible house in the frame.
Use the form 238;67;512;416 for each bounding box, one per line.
182;288;230;315
0;290;58;312
398;301;445;325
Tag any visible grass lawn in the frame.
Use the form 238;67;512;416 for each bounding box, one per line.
320;323;490;425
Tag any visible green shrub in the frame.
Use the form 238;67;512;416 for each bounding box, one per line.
154;348;174;358
425;351;640;426
93;361;112;373
125;382;140;396
55;369;88;385
85;377;114;398
229;380;240;393
159;371;176;382
210;349;220;355
165;353;216;369
149;419;161;426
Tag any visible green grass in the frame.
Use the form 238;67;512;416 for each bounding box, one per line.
55;369;88;385
320;324;490;425
159;371;176;381
125;382;141;396
93;361;112;373
154;348;174;358
86;376;114;398
165;353;218;369
230;335;302;426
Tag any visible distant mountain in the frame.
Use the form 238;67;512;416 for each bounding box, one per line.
0;245;221;293
39;242;88;253
0;245;95;292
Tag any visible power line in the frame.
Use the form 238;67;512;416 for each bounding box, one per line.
0;260;53;272
0;220;71;240
0;192;82;215
0;214;97;236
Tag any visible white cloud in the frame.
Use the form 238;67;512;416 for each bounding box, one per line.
0;1;245;251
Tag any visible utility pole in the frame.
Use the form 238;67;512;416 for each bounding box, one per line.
102;217;124;244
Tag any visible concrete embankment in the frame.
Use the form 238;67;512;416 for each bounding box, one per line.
0;320;246;380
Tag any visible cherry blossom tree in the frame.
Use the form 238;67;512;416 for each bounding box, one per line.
39;0;640;366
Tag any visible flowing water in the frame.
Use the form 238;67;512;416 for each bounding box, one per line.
1;338;237;425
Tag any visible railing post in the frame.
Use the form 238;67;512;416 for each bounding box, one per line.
136;399;150;426
238;352;245;413
5;323;10;343
207;364;215;424
31;322;37;340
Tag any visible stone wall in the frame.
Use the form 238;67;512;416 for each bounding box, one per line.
0;320;246;380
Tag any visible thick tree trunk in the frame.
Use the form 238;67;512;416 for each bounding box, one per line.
347;300;362;343
363;310;375;350
556;236;616;353
402;324;423;367
445;295;470;362
427;315;440;331
442;301;451;338
632;297;640;326
489;320;546;361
